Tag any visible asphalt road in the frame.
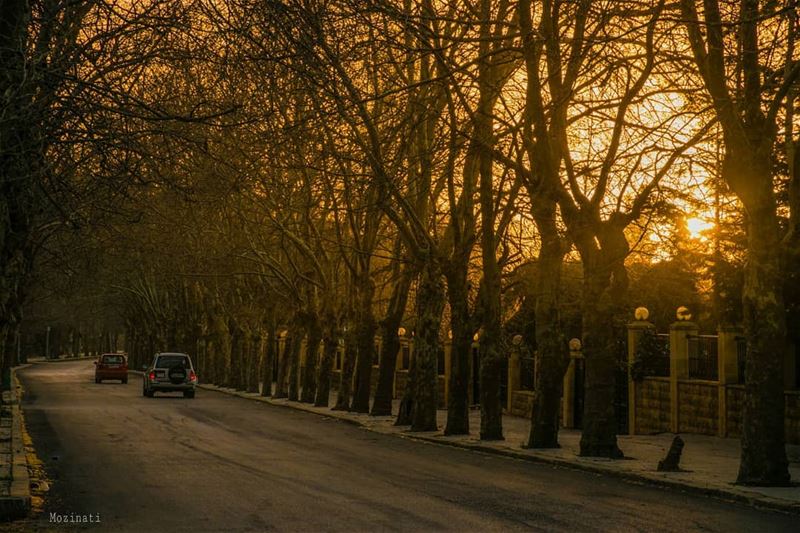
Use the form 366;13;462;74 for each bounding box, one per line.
11;360;799;532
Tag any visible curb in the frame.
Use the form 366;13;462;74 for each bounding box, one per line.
195;381;800;515
33;355;98;364
129;370;364;426
391;434;800;515
197;384;367;427
0;371;31;521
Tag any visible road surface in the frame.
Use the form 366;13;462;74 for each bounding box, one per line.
13;360;799;532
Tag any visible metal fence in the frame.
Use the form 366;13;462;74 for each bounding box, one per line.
688;334;719;380
650;334;671;377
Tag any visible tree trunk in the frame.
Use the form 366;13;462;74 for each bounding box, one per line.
475;0;504;442
261;318;277;397
411;259;445;432
0;324;10;392
736;192;791;485
241;326;253;391
444;265;472;435
528;210;568;448
209;310;231;387
229;322;243;390
577;240;626;458
333;324;357;410
247;329;260;393
315;315;338;407
288;331;302;401
371;268;411;416
301;314;322;403
395;342;416;426
478;319;504;440
274;332;289;399
351;276;377;413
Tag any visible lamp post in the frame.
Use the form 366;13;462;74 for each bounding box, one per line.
46;326;51;360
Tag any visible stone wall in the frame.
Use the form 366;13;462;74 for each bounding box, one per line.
678;381;718;435
634;378;670;434
725;386;744;438
510;390;534;418
635;380;800;444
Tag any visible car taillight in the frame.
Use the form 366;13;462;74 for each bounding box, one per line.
148;371;156;381
188;370;197;382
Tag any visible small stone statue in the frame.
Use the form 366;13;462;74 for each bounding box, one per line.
657;435;685;472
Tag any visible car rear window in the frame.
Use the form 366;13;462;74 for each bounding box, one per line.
155;355;190;369
103;355;125;364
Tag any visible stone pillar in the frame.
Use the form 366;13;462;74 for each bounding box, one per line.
669;320;697;433
507;346;520;413
396;336;406;371
627;320;655;435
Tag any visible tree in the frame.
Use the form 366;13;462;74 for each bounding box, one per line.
679;0;799;485
511;0;708;455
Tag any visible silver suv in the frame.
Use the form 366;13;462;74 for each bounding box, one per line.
142;352;197;398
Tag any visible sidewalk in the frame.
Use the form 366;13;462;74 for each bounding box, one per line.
199;383;800;514
0;373;31;521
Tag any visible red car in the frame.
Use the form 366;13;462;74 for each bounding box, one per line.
95;353;129;384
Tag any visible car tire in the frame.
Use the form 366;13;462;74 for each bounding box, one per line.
95;378;101;384
184;390;195;399
122;378;128;384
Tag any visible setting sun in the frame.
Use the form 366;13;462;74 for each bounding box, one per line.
686;216;714;239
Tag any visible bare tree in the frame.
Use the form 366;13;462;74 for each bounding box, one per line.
679;0;799;485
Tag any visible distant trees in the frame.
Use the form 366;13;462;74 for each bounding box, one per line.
1;0;199;388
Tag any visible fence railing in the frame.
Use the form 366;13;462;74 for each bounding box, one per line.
688;334;718;380
650;334;671;377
